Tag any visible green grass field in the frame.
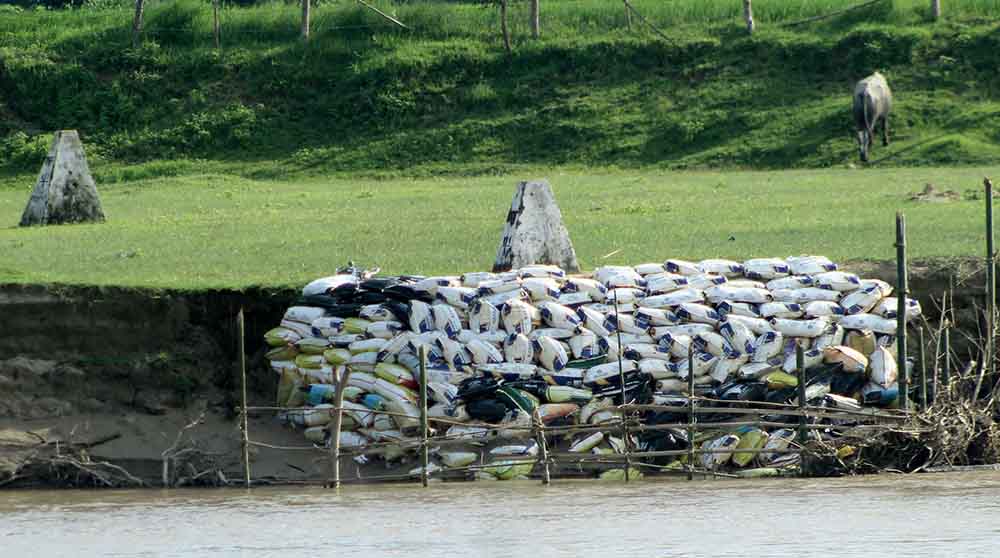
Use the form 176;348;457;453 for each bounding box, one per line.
2;0;999;176
1;166;996;290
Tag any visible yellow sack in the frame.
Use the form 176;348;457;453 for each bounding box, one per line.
265;327;301;347
763;371;798;390
266;345;299;361
295;354;325;369
344;318;373;334
323;348;352;365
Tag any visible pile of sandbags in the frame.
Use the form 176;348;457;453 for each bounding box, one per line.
263;256;920;477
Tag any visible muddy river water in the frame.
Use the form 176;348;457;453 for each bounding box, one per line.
3;472;1000;557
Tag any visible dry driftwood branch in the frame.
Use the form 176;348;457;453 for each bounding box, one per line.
160;411;226;488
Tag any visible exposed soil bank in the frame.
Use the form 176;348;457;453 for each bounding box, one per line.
0;258;992;487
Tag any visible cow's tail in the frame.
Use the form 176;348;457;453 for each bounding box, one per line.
859;92;873;141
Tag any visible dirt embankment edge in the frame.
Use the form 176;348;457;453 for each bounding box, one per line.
0;258;991;487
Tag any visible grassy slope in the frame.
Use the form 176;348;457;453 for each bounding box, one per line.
1;166;996;289
0;0;999;178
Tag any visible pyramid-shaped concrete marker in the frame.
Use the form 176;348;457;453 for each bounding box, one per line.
493;179;579;273
19;130;105;226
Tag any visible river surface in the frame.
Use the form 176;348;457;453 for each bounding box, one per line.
3;472;1000;557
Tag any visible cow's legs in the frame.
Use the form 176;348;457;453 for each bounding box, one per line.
882;114;890;146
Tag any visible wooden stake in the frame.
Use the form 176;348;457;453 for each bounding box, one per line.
613;288;631;482
896;212;909;410
238;308;251;488
529;0;539;39
978;177;995;400
301;0;310;41
943;326;951;394
919;326;928;408
213;0;220;50
686;344;695;481
131;0;146;48
419;346;430;487
743;0;755;34
499;0;512;54
796;344;807;476
624;0;631;30
931;0;942;20
329;366;353;489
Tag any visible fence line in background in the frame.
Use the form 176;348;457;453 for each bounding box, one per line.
121;0;952;51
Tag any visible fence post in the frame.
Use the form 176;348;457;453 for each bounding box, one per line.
796;344;808;476
979;177;996;400
131;0;146;48
500;0;512;53
329;366;353;488
919;326;928;408
624;0;631;30
612;288;631;482
896;212;909;411
301;0;311;41
419;346;430;487
213;0;220;50
942;326;951;397
686;344;696;481
530;0;540;39
931;0;941;20
238;308;251;488
743;0;755;34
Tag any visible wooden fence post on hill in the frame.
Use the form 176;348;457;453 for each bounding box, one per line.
131;0;145;48
302;0;311;41
500;0;512;53
213;0;221;50
743;0;754;34
530;0;540;39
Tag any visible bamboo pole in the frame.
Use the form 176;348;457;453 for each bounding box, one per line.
419;346;430;487
613;288;631;482
499;0;512;54
919;326;928;408
534;409;551;484
621;403;908;422
238;308;251;488
212;0;220;50
329;366;353;489
131;0;145;48
529;0;539;39
943;326;952;394
796;344;807;476
743;0;755;34
687;344;696;481
896;212;909;410
979;177;995;400
301;0;310;41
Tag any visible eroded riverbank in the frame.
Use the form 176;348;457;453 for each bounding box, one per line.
0;258;992;487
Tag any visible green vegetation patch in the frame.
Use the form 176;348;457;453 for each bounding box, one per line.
0;0;998;176
1;166;997;289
